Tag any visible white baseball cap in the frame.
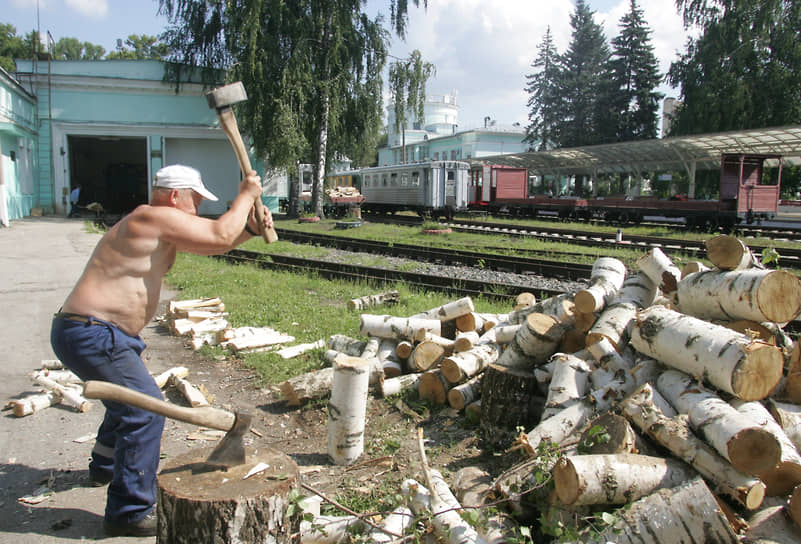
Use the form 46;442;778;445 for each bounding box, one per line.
153;164;219;201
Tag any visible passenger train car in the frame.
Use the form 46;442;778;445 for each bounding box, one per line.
467;153;783;230
326;160;471;219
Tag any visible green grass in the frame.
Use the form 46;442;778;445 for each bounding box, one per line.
166;252;511;386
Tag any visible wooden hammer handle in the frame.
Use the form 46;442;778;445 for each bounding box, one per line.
218;108;278;244
83;381;235;431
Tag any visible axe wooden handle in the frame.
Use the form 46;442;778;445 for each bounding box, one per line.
83;380;235;431
218;108;278;244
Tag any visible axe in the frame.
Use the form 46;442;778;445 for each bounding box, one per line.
205;82;278;244
83;380;251;468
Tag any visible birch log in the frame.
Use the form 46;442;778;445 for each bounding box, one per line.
766;399;801;453
677;268;801;324
34;375;92;412
508;293;575;326
492;324;520;344
619;383;766;510
522;400;594;454
584;476;739;544
416;296;475;321
279;367;334;406
369;506;412;543
299;515;363;543
453;331;480;353
395;340;413;359
574;258;627;314
327;356;370;465
418;369;451;405
585;272;656;350
656;369;781;476
744;497;801;544
513;312;568;366
381;372;422;397
153;366;189;389
328;334;367;356
515;292;536;309
630;305;783;401
377;338;404;378
731;399;801;496
785;341;801;403
553;453;696;506
410;340;446;372
578;413;637;454
441;339;501;384
359;314;441;341
636;247;681;293
706;234;760;270
347;289;400;311
681;260;710;278
9;390;58;417
542;353;591;419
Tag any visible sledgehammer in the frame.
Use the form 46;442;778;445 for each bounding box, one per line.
205;82;278;243
83;380;252;468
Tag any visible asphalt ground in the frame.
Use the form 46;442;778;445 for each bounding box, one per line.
0;217;181;543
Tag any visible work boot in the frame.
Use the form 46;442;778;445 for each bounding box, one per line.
86;469;112;487
103;511;157;537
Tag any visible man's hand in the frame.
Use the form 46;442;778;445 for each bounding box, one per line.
239;170;263;200
246;205;273;236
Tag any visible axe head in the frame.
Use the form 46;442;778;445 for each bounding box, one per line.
206;81;248;111
205;411;252;468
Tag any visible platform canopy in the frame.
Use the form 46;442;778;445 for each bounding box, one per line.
468;125;801;179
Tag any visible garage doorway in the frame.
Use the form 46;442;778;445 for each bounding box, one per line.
68;135;148;216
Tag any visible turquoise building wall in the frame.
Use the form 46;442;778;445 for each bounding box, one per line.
0;67;37;222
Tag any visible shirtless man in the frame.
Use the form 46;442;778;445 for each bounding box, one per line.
50;164;271;537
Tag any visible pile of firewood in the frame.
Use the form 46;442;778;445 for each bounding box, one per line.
286;234;801;543
163;297;296;353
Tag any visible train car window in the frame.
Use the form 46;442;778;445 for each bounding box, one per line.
382;174;388;186
390;173;398;186
401;173;409;186
434;152;439;160
447;171;455;181
412;171;420;186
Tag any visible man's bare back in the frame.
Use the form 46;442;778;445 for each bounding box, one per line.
60;169;267;336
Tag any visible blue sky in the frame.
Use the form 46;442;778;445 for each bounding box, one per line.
5;0;691;131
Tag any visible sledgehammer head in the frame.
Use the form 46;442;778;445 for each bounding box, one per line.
206;81;248;111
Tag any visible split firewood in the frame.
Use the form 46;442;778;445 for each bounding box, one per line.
328;334;367;356
40;359;64;370
574;257;627;314
706;234;762;270
276;339;325;359
630;305;783;401
744;496;801;544
8;390;59;417
731;399;801;496
359;314;441;341
447;374;482;411
542;353;591;419
223;328;294;353
656;369;781;475
636;247;681;294
441;329;501;384
553;453;697;506
453;330;480;353
619;383;766;510
677;268;801;324
153;366;189;389
34;375;92;412
381;372;422;397
418;369;451;405
29;368;82;385
328;356;370;465
168;297;224;315
347;290;400;312
583;476;739;544
171;376;211;407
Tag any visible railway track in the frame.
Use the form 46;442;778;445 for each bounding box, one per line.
219;248;566;302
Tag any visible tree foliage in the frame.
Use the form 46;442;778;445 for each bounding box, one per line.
0;23;31;72
105;35;168;60
667;0;801;135
158;0;428;217
524;27;561;151
389;49;435;162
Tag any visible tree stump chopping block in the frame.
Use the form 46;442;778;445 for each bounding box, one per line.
480;363;544;449
157;446;299;543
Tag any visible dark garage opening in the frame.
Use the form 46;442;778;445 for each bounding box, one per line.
68;135;148;216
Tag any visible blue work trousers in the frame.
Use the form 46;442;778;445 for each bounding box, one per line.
50;316;164;524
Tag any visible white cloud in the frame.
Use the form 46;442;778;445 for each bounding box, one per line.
64;0;108;19
389;0;689;129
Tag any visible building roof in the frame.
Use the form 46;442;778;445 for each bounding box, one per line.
468;125;801;177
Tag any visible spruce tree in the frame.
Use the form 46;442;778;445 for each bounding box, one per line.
524;27;561;151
